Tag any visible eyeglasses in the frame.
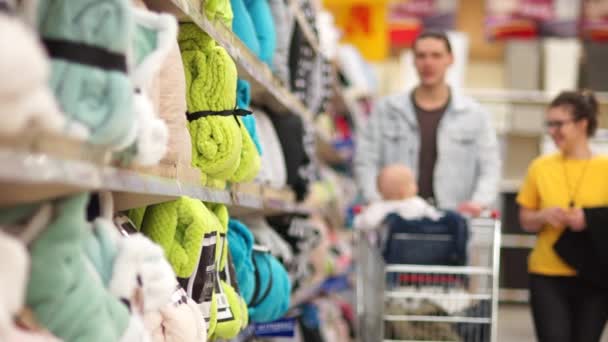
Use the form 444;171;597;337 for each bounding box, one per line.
545;119;576;130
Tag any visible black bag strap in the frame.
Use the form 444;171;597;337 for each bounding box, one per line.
248;251;274;308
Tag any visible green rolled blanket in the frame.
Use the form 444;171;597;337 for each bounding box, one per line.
127;206;146;231
204;0;233;27
230;117;262;183
179;22;243;187
37;0;137;149
186;115;241;185
139;196;207;278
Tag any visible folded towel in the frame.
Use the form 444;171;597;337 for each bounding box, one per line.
0;194;137;341
243;0;276;67
268;0;292;85
236;78;252;110
179;23;243;187
144;286;207;342
270;113;311;200
139;197;207;278
230;0;260;56
227;219;255;303
230;117;261;183
0;13;66;137
235;79;263;154
127;207;146;231
204;0;233;27
253;109;287;187
242;114;262;154
146;38;200;180
127;5;178;166
83;218;120;287
226;218;290;323
109;233;177;313
248;248;291;323
37;0;137;149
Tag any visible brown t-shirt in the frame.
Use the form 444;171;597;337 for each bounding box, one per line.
412;92;450;202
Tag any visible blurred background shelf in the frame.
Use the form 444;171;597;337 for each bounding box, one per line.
287;0;321;53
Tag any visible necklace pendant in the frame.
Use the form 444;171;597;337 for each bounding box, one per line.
569;200;575;208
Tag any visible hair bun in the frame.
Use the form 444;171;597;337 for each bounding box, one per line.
580;89;598;116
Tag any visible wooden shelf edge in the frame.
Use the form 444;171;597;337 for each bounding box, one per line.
0;148;298;214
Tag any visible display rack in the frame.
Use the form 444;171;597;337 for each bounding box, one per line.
0;0;328;217
0;136;299;214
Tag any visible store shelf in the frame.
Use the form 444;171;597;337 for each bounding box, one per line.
144;0;314;121
0;146;301;214
286;0;321;54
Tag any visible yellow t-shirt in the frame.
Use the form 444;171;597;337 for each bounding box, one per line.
517;153;608;276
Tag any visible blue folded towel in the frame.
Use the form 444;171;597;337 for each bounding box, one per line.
230;0;260;56
243;0;276;67
227;219;255;304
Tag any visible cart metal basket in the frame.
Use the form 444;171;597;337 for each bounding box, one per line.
356;215;501;342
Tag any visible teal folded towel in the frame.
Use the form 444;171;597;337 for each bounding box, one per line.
230;0;260;56
37;0;136;149
236;79;262;154
249;248;291;323
0;194;132;342
227;219;255;303
244;0;276;67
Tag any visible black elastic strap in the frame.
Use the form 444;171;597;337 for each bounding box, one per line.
249;252;274;308
249;254;262;307
186;108;253;125
43;38;127;72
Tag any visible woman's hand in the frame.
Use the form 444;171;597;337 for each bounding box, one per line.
566;208;587;232
540;207;569;228
520;206;567;233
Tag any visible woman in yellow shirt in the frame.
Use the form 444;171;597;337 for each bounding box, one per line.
517;91;608;342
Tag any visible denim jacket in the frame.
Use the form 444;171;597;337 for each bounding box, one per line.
354;90;501;210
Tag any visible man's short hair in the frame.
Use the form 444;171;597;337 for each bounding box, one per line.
413;30;452;54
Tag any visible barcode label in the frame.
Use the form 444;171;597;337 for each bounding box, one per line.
171;286;189;306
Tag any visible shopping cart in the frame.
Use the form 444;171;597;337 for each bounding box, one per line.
355;213;501;342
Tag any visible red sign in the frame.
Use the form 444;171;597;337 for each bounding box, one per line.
388;0;458;47
582;0;608;41
485;0;581;40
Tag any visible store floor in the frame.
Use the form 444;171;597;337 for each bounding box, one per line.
498;304;608;341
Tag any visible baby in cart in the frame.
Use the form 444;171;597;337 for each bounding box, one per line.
354;164;441;230
356;166;481;341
